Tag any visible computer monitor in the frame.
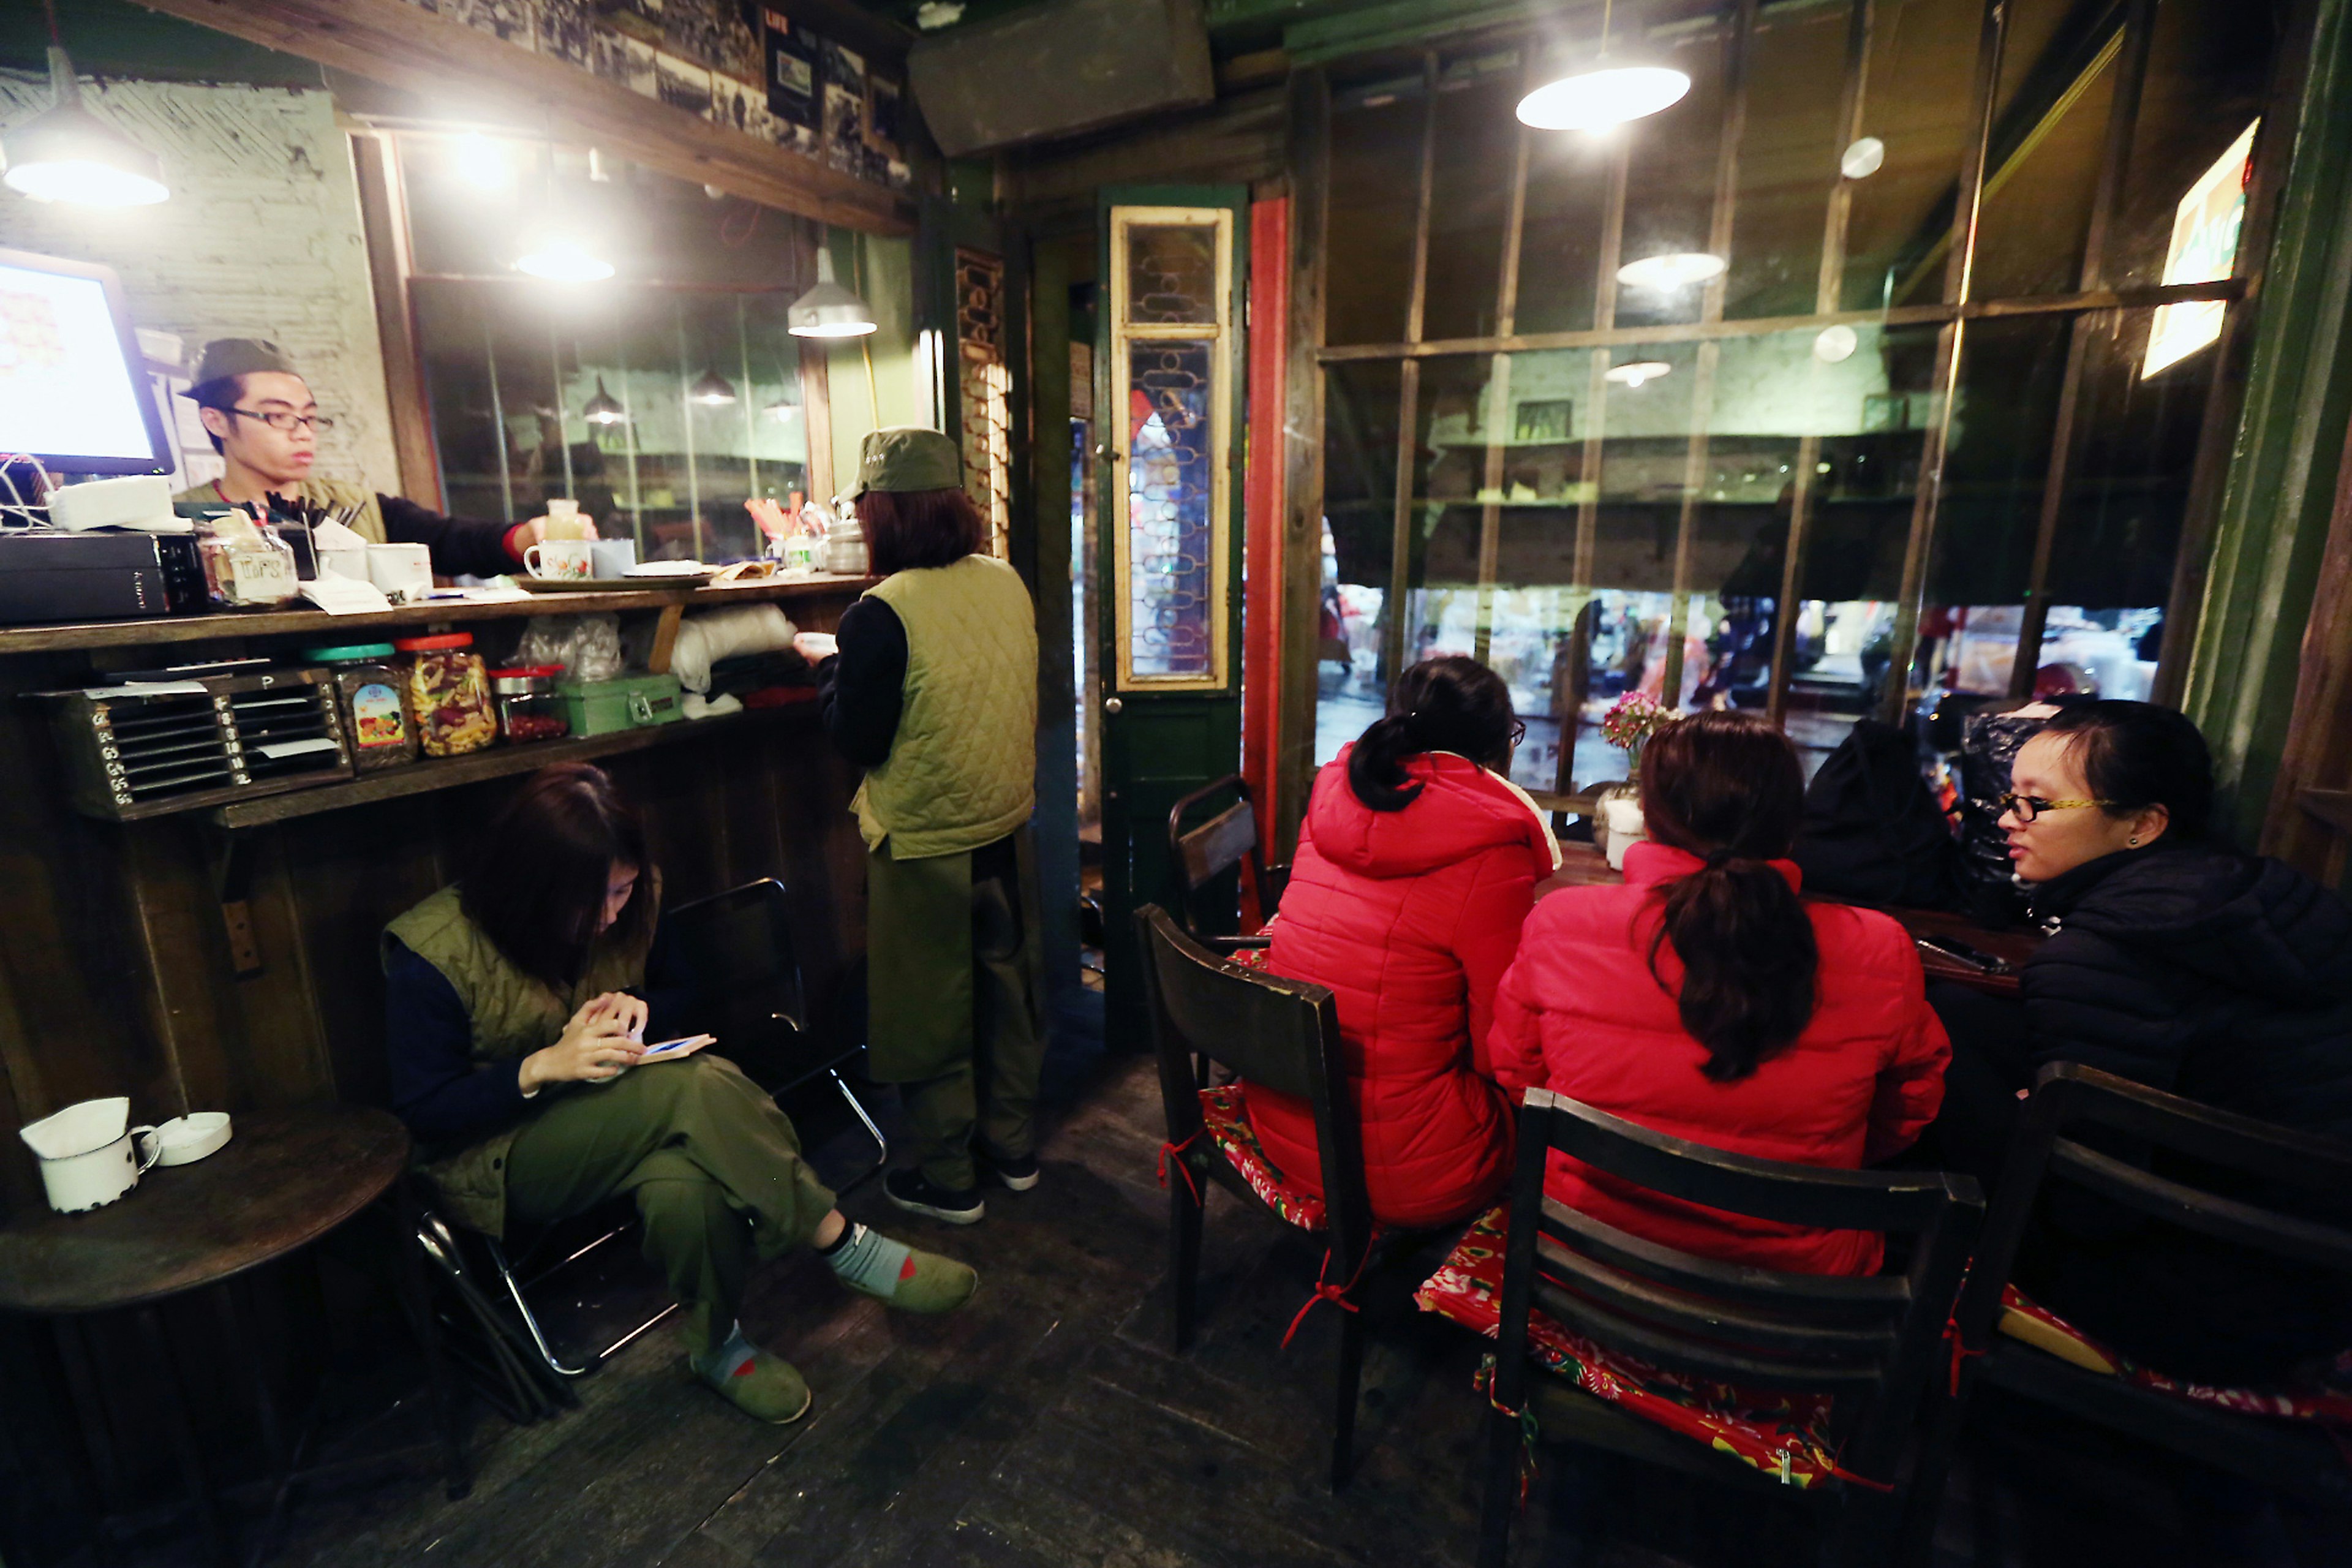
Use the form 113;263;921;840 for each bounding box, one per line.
0;246;171;477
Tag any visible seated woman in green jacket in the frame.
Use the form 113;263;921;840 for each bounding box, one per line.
383;761;976;1425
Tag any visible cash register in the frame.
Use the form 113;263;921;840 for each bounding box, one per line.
0;246;205;623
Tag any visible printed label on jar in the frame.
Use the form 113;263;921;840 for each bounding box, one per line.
351;681;406;749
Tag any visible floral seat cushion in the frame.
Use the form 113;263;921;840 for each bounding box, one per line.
1994;1286;2352;1425
1415;1205;1850;1489
1191;1083;1328;1231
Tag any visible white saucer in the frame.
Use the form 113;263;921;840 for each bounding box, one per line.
154;1112;232;1166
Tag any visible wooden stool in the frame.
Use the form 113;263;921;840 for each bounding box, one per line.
0;1104;469;1566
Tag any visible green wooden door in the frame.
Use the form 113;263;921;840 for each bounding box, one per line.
1095;185;1250;1046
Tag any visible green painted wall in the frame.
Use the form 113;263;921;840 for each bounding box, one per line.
822;229;930;497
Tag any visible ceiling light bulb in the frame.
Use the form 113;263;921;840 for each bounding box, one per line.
513;238;614;282
1839;137;1887;180
1605;360;1673;388
582;376;627;425
1814;325;1860;363
788;246;879;339
689;369;738;405
1616;251;1728;290
1;50;169;208
764;399;799;421
1518;59;1691;133
454;132;510;190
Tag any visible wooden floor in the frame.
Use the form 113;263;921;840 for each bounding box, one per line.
75;1021;2345;1568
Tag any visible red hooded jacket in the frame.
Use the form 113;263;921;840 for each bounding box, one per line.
1490;840;1950;1275
1244;747;1562;1229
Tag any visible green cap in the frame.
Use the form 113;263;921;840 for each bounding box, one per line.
182;337;300;398
850;426;962;498
303;643;397;662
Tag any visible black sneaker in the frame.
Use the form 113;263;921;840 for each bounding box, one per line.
976;1147;1040;1193
884;1168;986;1225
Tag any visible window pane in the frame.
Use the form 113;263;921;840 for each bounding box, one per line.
2110;0;2276;291
1125;339;1217;682
1616;33;1728;331
1839;0;1984;311
1325;86;1428;345
1317;361;1403;763
1422;66;1523;342
1124;224;1218;325
1515;124;1613;336
1724;4;1850;320
1971;0;2120;299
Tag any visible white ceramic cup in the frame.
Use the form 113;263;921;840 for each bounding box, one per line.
366;541;434;603
589;538;638;578
525;539;594;581
1603;794;1649;872
31;1122;161;1213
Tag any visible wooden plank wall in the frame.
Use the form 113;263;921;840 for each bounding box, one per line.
0;597;866;1223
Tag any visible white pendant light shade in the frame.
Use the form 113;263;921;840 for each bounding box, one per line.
689;368;738;405
1517;58;1691;132
2;49;168;207
514;236;614;281
1604;360;1673;388
1616;251;1728;290
1813;325;1860;363
788;246;878;339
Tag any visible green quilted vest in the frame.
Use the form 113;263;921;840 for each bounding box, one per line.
855;554;1038;861
175;475;388;541
382;883;655;1237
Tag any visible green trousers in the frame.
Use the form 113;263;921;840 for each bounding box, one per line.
503;1053;835;1359
866;837;1046;1192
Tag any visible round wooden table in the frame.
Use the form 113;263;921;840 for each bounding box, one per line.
0;1103;467;1564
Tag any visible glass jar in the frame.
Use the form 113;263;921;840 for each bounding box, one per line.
489;665;570;744
391;632;496;757
195;511;301;611
304;642;418;771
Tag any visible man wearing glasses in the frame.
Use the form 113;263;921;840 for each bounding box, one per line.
173;338;585;577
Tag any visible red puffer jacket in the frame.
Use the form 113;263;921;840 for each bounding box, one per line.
1243;748;1561;1228
1490;841;1950;1275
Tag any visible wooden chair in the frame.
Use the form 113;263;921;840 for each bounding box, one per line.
1916;1061;2352;1534
1164;774;1286;952
466;878;889;1382
1136;903;1379;1490
1477;1088;1983;1568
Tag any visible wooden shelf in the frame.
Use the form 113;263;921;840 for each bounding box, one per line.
0;575;874;658
211;700;816;829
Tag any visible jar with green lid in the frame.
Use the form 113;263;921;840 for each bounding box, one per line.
304;643;418;771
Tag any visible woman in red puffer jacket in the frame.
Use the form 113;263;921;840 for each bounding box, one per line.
1243;657;1562;1229
1490;710;1948;1276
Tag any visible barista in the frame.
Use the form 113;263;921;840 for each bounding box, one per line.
175;337;584;578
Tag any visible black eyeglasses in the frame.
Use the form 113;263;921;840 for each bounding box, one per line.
1996;791;2116;823
1509;718;1527;747
229;407;336;434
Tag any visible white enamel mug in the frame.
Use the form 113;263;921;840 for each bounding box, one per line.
20;1097;162;1213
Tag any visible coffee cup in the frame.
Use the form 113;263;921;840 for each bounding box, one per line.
525;539;595;581
19;1097;162;1214
589;538;638;578
366;541;434;604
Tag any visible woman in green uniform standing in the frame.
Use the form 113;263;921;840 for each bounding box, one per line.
384;762;978;1425
795;428;1044;1226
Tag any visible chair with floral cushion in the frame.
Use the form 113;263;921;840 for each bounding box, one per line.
1914;1061;2352;1550
1136;903;1379;1490
1460;1087;1981;1568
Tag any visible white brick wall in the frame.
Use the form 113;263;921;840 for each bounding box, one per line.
0;72;399;492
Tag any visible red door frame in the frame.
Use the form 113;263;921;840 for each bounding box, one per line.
1242;194;1291;923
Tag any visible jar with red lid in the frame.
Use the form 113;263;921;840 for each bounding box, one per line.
488;665;570;744
391;632;496;757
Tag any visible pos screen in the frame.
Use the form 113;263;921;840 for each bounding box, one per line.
0;247;171;476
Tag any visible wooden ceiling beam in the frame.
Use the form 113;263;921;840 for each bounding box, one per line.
127;0;914;235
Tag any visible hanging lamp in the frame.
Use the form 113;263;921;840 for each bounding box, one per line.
582;377;627;424
1604;360;1673;388
2;4;168;207
1517;0;1691;133
1616;251;1727;290
512;141;614;281
688;368;738;405
788;246;878;338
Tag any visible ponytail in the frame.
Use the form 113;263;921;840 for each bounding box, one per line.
1346;655;1518;812
1638;712;1819;1080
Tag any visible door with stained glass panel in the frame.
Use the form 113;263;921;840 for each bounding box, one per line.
1094;187;1248;1042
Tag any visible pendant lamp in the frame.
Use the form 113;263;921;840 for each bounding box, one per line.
788;246;879;339
1616;251;1727;290
1604;360;1673;388
1517;0;1690;134
689;369;738;405
582;377;627;424
514;236;614;282
2;42;169;208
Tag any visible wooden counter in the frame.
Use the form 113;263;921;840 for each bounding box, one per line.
0;575;876;1220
